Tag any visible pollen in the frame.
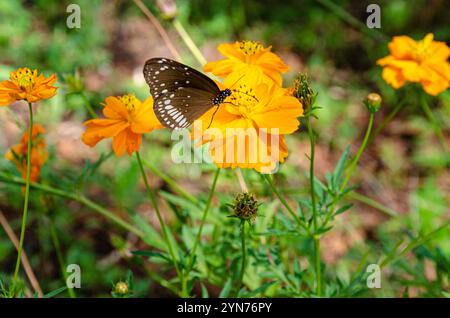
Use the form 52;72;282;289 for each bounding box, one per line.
237;40;264;55
119;93;139;112
10;68;37;90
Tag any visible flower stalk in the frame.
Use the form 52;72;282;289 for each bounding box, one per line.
182;167;221;297
0;172;145;238
11;102;33;296
306;114;322;296
419;94;448;153
135;151;182;288
238;220;247;294
340;112;374;192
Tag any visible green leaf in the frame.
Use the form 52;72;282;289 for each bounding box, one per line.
201;283;209;298
334;203;353;216
43;286;67;298
240;281;277;298
218;279;233;298
131;250;171;263
333;146;350;189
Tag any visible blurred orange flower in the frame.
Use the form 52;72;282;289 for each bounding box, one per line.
82;94;163;156
204;40;289;86
194;70;303;173
0;68;57;106
377;33;450;95
5;124;48;182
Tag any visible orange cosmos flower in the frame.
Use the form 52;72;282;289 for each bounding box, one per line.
5;124;48;182
204;40;289;86
193;70;303;173
377;33;450;96
0;68;57;106
82;94;163;156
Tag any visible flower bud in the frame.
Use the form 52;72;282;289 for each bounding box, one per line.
113;281;129;296
156;0;178;21
293;73;315;111
64;72;84;94
364;93;382;113
229;192;259;221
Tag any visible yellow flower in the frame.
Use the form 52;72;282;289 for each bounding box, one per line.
0;68;57;105
193;70;303;173
204;40;289;86
82;94;163;156
5;124;48;182
377;33;450;95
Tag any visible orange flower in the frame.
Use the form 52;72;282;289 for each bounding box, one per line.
5;124;48;182
0;68;57;106
204;40;289;86
82;94;163;156
377;33;450;95
193;70;303;173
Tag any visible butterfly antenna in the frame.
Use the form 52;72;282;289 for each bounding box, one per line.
228;74;246;90
227;74;259;102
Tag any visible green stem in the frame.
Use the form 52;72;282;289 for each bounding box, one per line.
237;220;247;294
135;152;182;285
313;238;321;296
80;91;97;118
183;167;221;297
306;115;321;296
370;101;404;144
347;191;398;218
11;102;33;296
141;158;198;205
49;220;76;298
323;112;375;232
315;0;388;41
173;19;207;66
420;94;448;153
0;173;145;239
341;113;374;192
262;174;309;234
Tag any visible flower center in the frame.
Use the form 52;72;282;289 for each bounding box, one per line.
237;40;264;56
412;34;433;62
227;83;259;116
119;94;139;114
11;68;36;89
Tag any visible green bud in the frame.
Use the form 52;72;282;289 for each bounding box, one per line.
230;192;259;221
293;73;315;110
64;72;84;94
364;93;382;113
113;281;129;296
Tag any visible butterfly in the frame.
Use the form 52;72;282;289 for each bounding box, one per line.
143;57;231;130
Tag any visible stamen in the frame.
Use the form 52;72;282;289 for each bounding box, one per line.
11;68;37;89
119;94;139;112
237;40;264;55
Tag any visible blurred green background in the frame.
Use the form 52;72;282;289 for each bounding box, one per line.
0;0;448;297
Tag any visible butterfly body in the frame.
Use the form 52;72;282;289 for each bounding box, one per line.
143;57;230;130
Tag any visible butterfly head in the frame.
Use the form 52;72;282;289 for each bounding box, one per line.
212;89;232;106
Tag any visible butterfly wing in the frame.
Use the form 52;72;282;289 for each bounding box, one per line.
153;87;218;130
143;57;220;99
143;57;221;130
